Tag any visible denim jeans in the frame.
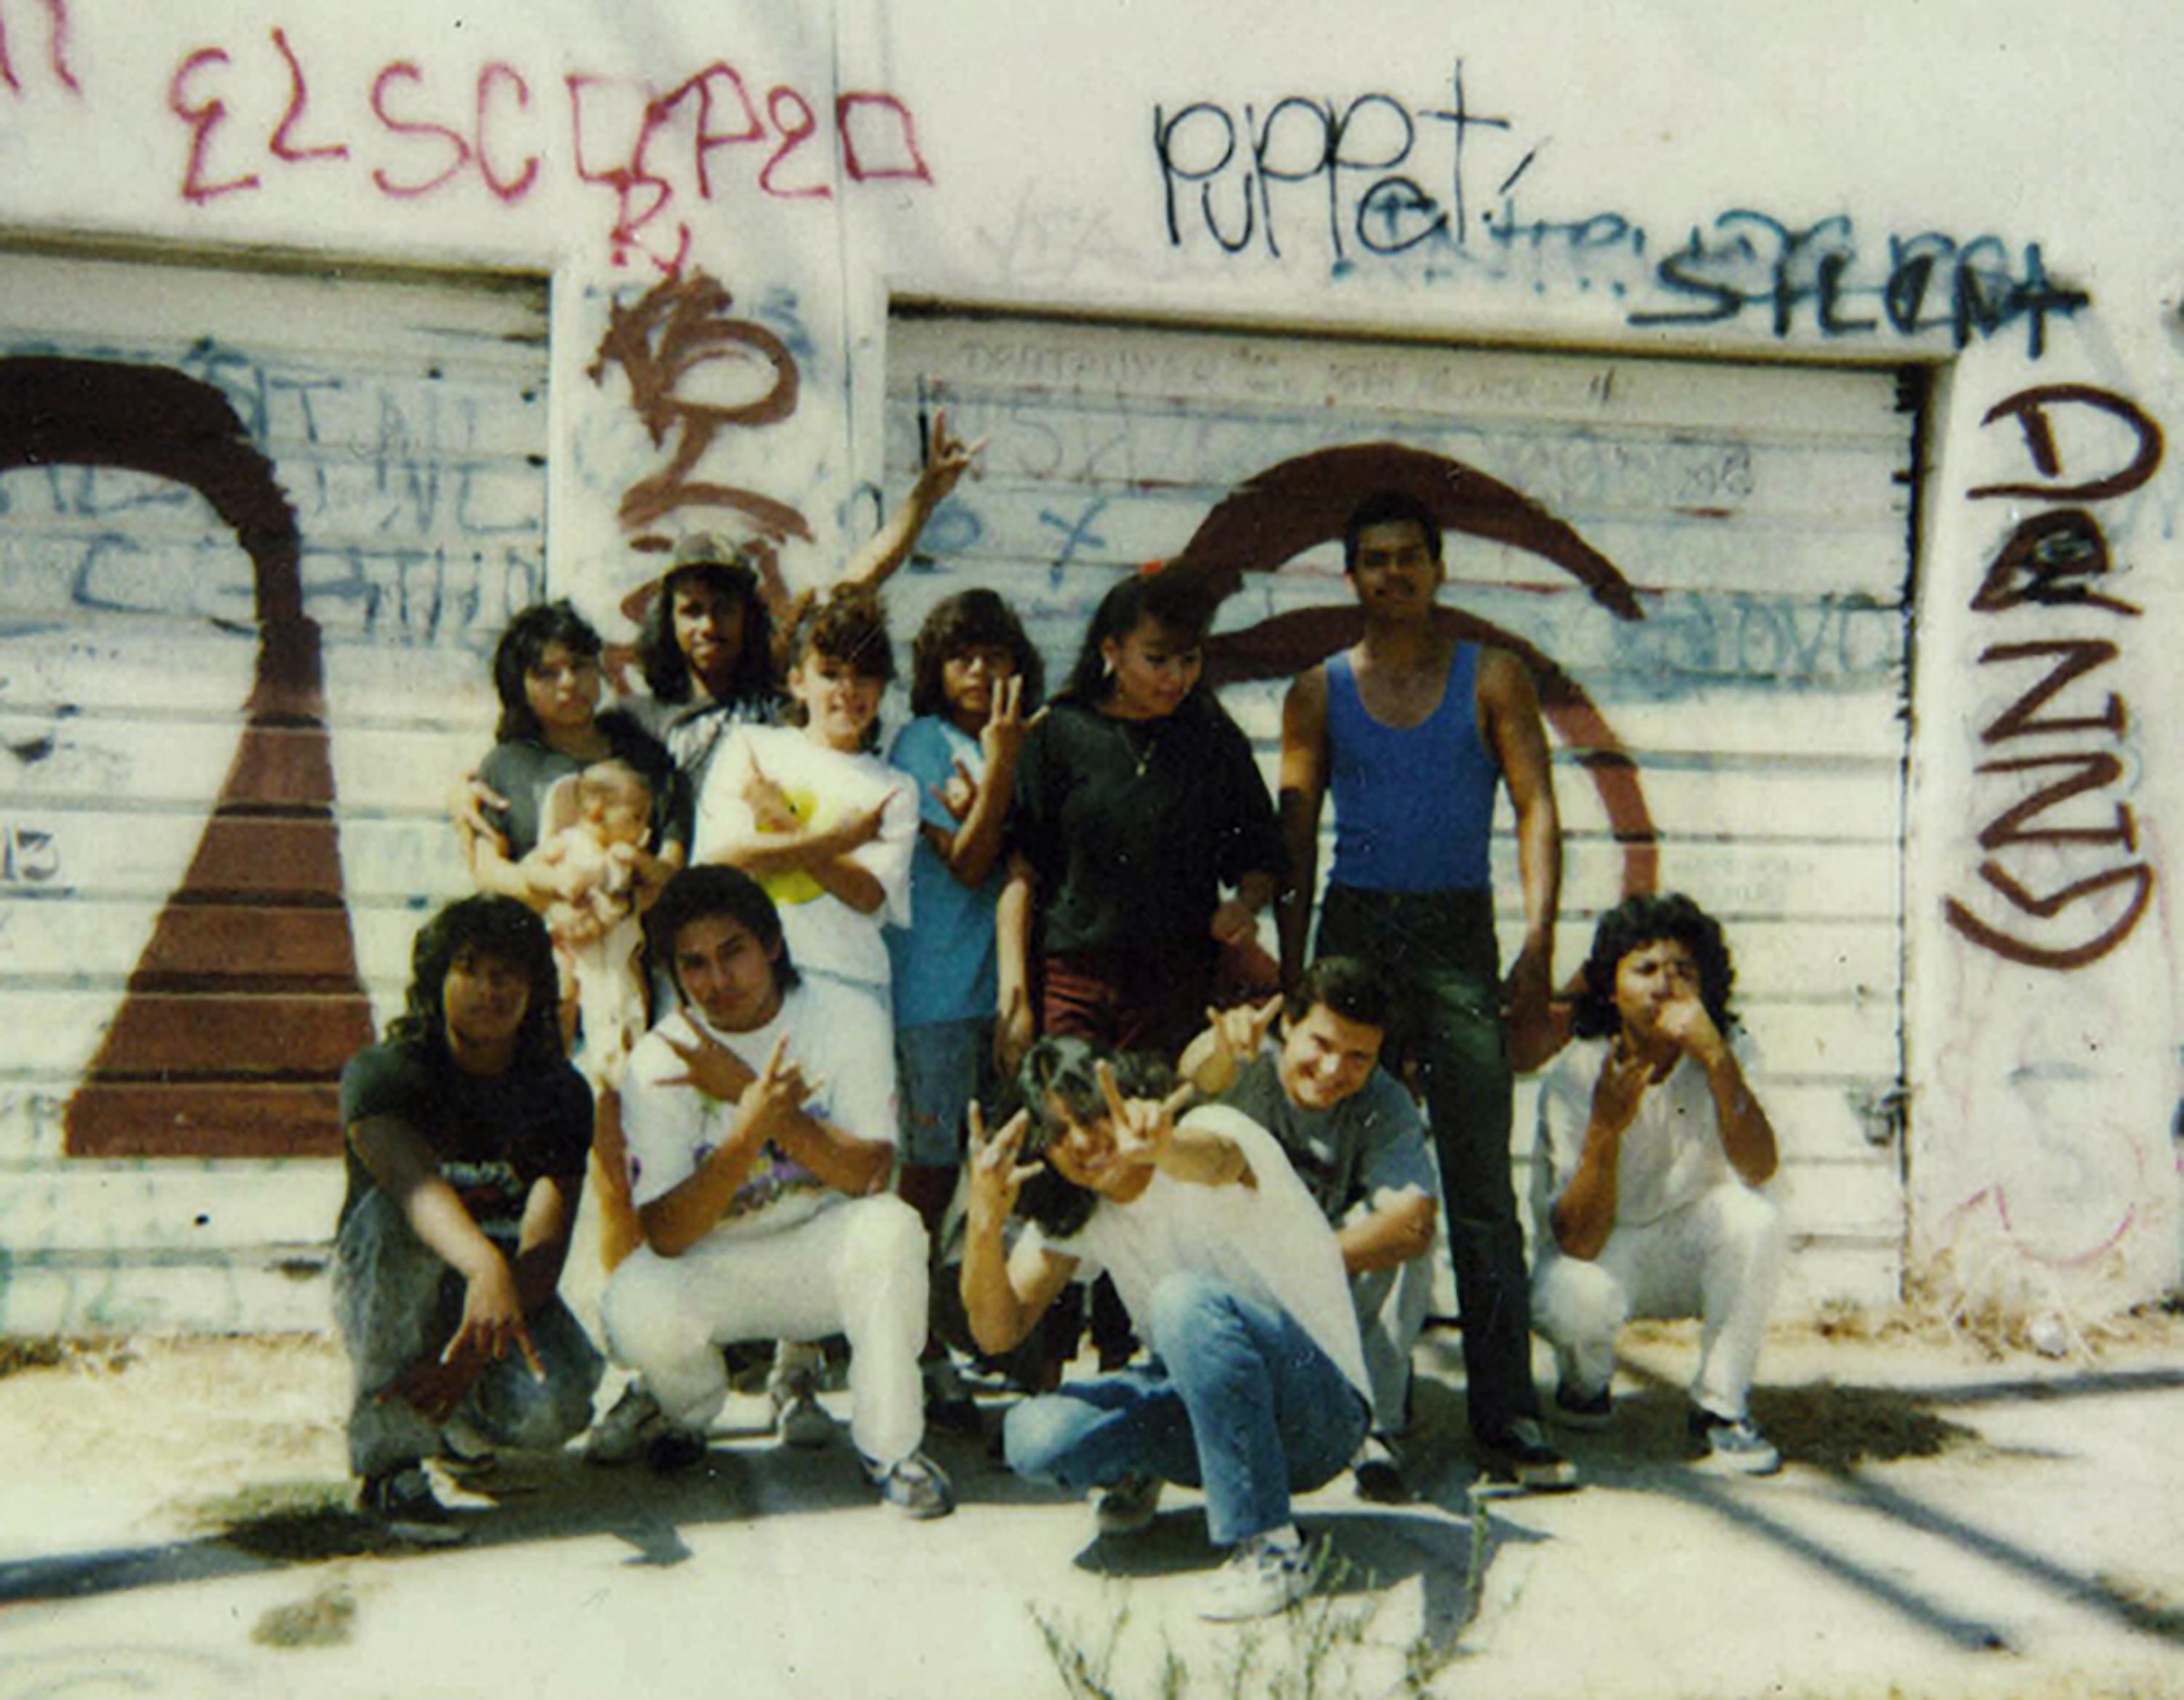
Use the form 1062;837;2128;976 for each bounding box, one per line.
1317;884;1545;1440
332;1190;604;1479
1002;1273;1369;1546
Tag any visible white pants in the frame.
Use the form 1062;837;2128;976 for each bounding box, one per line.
1346;1232;1432;1434
1531;1182;1785;1420
601;1195;928;1468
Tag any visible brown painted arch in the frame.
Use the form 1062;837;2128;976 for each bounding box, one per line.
0;357;374;1157
1168;443;1660;895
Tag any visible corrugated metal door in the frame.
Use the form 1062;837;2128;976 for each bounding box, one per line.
0;248;546;1330
882;312;1914;1305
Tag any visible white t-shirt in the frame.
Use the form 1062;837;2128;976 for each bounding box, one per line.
1025;1105;1374;1418
692;724;916;990
1531;1033;1770;1243
620;980;898;1243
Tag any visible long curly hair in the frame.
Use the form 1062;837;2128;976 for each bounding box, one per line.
636;557;780;713
1569;892;1738;1041
491;601;601;743
385;895;565;1070
908;588;1045;721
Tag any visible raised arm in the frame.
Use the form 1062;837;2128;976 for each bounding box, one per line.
839;408;985;593
1275;667;1330;987
1546;1041;1650;1261
959;1103;1080;1355
926;676;1029;890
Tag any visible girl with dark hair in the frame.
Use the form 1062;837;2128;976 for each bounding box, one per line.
333;895;602;1541
470;601;689;925
1001;569;1284;1066
885;588;1044;1426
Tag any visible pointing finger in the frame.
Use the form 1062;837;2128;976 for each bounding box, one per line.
1095;1059;1130;1126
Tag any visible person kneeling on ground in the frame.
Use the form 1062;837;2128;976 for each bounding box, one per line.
1530;893;1788;1475
596;865;954;1517
964;1037;1372;1621
1179;957;1437;1504
334;896;604;1543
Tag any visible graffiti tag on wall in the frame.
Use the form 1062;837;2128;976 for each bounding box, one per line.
163;30;930;272
1944;385;2162;969
1153;60;2087;356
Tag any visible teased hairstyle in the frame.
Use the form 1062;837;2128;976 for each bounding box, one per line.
491;601;601;743
1341;491;1444;574
1570;891;1738;1041
386;895;565;1070
1059;567;1218;705
908;588;1046;721
643;864;799;1000
1010;1036;1179;1240
1284;954;1390;1032
637;553;780;712
781;585;896;749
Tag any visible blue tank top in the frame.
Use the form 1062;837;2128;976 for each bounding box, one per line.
1326;644;1497;892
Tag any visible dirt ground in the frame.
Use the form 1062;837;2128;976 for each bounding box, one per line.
0;1310;2180;1699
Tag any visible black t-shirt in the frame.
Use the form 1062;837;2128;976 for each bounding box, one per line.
1010;695;1285;957
337;1038;593;1242
476;710;692;861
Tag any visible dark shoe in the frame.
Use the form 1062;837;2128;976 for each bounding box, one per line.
1350;1434;1411;1504
359;1467;465;1545
1091;1470;1163;1538
1479;1418;1581;1491
582;1382;665;1466
646;1425;711;1475
1551;1383;1615;1431
922;1358;984;1437
1688;1407;1781;1476
770;1362;835;1450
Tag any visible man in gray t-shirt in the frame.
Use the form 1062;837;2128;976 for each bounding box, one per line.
1180;958;1438;1501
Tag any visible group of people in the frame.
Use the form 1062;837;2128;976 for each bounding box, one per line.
332;463;1790;1621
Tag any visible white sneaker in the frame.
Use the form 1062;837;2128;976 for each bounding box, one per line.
582;1382;665;1466
1198;1533;1315;1621
1091;1471;1163;1538
1689;1408;1781;1476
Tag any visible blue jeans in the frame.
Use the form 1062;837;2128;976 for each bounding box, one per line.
1002;1273;1368;1546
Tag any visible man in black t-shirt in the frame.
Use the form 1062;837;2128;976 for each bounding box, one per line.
333;896;602;1542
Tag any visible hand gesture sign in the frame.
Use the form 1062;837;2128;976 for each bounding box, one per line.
661;1024;758;1104
1206;994;1282;1070
742;757;801;835
1655;992;1728;1068
914;406;986;507
981;672;1029;770
1590;1032;1654;1139
384;1253;542;1423
732;1033;818;1144
934;759;979;823
965;1100;1042;1233
1096;1061;1196;1172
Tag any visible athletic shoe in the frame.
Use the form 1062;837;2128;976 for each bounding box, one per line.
1688;1407;1781;1476
1478;1418;1582;1491
646;1425;710;1475
922;1358;984;1438
866;1450;956;1519
1551;1383;1615;1431
1198;1533;1315;1621
1092;1470;1163;1538
1350;1433;1410;1504
358;1467;465;1546
582;1382;665;1466
771;1364;835;1450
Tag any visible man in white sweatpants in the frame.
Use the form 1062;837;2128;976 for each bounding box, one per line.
598;865;954;1516
1529;893;1787;1475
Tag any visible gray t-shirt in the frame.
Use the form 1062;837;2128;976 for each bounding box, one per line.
1216;1049;1438;1226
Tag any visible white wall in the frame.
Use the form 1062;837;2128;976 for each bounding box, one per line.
0;0;2175;1330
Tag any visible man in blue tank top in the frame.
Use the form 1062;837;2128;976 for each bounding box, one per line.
1275;490;1576;1491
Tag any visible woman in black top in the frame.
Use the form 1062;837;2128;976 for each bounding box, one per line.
1002;569;1284;1067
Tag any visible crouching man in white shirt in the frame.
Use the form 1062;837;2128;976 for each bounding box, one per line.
599;865;953;1517
1530;892;1787;1475
962;1037;1372;1621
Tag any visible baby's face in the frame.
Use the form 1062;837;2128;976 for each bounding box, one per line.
591;798;649;845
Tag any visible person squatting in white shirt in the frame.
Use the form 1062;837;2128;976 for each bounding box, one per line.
1529;892;1788;1476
